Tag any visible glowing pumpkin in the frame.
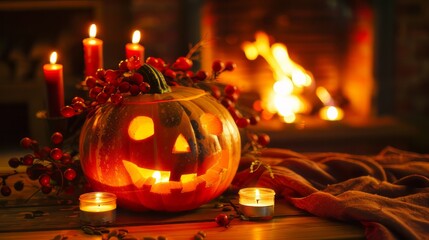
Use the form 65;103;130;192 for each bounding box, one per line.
79;64;241;212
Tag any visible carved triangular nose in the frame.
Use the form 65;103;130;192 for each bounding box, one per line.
172;134;190;153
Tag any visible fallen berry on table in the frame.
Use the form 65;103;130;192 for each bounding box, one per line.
215;213;231;227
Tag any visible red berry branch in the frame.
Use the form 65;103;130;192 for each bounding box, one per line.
60;55;260;133
1;132;87;198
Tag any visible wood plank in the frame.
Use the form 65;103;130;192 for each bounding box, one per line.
0;216;365;240
0;197;304;233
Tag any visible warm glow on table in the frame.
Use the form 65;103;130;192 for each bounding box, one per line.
82;23;103;77
125;30;144;64
43;51;64;118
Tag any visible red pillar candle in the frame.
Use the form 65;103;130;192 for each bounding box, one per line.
83;24;103;77
43;52;64;118
125;30;144;64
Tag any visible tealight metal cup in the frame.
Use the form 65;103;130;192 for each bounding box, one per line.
239;187;275;220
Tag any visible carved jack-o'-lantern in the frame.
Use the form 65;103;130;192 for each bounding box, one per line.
79;64;241;212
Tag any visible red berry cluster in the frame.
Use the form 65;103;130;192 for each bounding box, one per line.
218;84;261;129
60;56;257;128
60;54;267;143
60;56;238;118
248;132;271;148
146;57;261;130
61;56;146;118
2;132;85;197
145;57;236;87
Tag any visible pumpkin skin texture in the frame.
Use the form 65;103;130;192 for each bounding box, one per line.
79;66;241;212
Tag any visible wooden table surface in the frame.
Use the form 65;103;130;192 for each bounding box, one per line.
0;217;365;240
0;173;365;240
0;202;364;240
0;196;365;238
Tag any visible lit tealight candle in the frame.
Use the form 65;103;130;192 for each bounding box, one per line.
83;24;103;77
79;192;116;226
125;30;144;64
239;187;275;220
43;51;64;118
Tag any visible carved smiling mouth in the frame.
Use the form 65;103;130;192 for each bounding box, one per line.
122;160;227;194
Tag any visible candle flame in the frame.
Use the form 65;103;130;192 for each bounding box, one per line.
132;30;141;44
255;189;261;204
49;52;58;64
95;192;102;203
89;24;97;38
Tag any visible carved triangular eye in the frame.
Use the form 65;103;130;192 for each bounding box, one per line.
128;116;154;140
172;134;190;153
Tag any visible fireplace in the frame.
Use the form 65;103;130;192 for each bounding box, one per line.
200;0;378;119
198;0;420;153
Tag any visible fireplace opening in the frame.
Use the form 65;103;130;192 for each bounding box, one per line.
201;0;376;120
199;0;420;153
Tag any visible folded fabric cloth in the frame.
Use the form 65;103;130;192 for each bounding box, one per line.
232;147;429;240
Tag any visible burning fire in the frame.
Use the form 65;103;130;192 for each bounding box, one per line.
242;31;344;122
316;87;344;121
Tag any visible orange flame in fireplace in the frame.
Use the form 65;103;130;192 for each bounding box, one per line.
242;32;344;122
242;32;313;123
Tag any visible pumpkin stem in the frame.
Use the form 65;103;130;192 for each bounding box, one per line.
137;63;172;94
